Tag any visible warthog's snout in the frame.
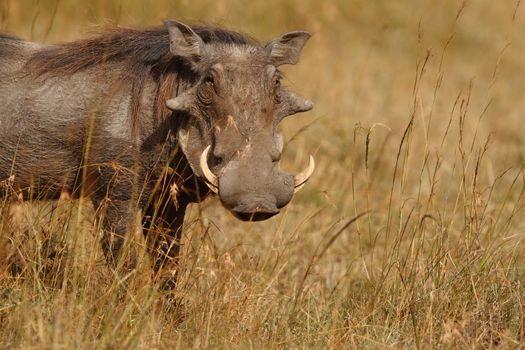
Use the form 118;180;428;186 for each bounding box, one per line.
199;146;314;221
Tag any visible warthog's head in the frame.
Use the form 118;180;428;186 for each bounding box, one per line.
165;20;314;221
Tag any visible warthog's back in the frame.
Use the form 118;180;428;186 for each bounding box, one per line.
0;35;34;181
0;35;115;198
0;34;41;117
0;34;35;73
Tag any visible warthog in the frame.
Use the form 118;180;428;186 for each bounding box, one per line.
0;20;314;285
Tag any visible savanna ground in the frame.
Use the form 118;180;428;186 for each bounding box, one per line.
1;0;525;348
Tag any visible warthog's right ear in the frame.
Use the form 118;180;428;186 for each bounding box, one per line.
165;20;204;59
265;31;311;66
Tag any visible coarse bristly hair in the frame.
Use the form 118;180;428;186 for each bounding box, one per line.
24;25;258;77
21;24;259;129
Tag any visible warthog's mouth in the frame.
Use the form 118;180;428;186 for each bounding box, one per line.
230;202;280;221
231;210;279;222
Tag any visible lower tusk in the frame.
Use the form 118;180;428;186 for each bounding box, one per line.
200;146;219;193
294;155;315;193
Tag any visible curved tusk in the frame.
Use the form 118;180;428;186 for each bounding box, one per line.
200;145;219;193
294;155;315;193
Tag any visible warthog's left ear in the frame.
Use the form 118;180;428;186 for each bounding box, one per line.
165;19;204;59
265;31;311;66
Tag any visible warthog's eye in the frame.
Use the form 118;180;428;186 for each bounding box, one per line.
274;75;281;87
274;76;282;103
198;71;218;105
204;72;215;86
274;77;281;104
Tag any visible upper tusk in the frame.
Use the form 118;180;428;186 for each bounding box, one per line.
294;155;315;193
199;145;219;193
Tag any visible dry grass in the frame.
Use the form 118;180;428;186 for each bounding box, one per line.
1;0;525;348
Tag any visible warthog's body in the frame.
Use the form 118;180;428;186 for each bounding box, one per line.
0;22;314;286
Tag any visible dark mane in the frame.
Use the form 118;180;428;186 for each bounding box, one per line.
22;24;258;135
0;33;22;42
0;33;23;57
24;25;258;77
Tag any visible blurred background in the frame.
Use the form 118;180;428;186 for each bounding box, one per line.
1;0;525;348
3;0;524;196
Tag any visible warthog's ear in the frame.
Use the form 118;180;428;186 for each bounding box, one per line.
166;89;194;112
165;20;204;59
265;31;311;66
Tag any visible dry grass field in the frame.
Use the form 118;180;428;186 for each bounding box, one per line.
1;0;525;348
